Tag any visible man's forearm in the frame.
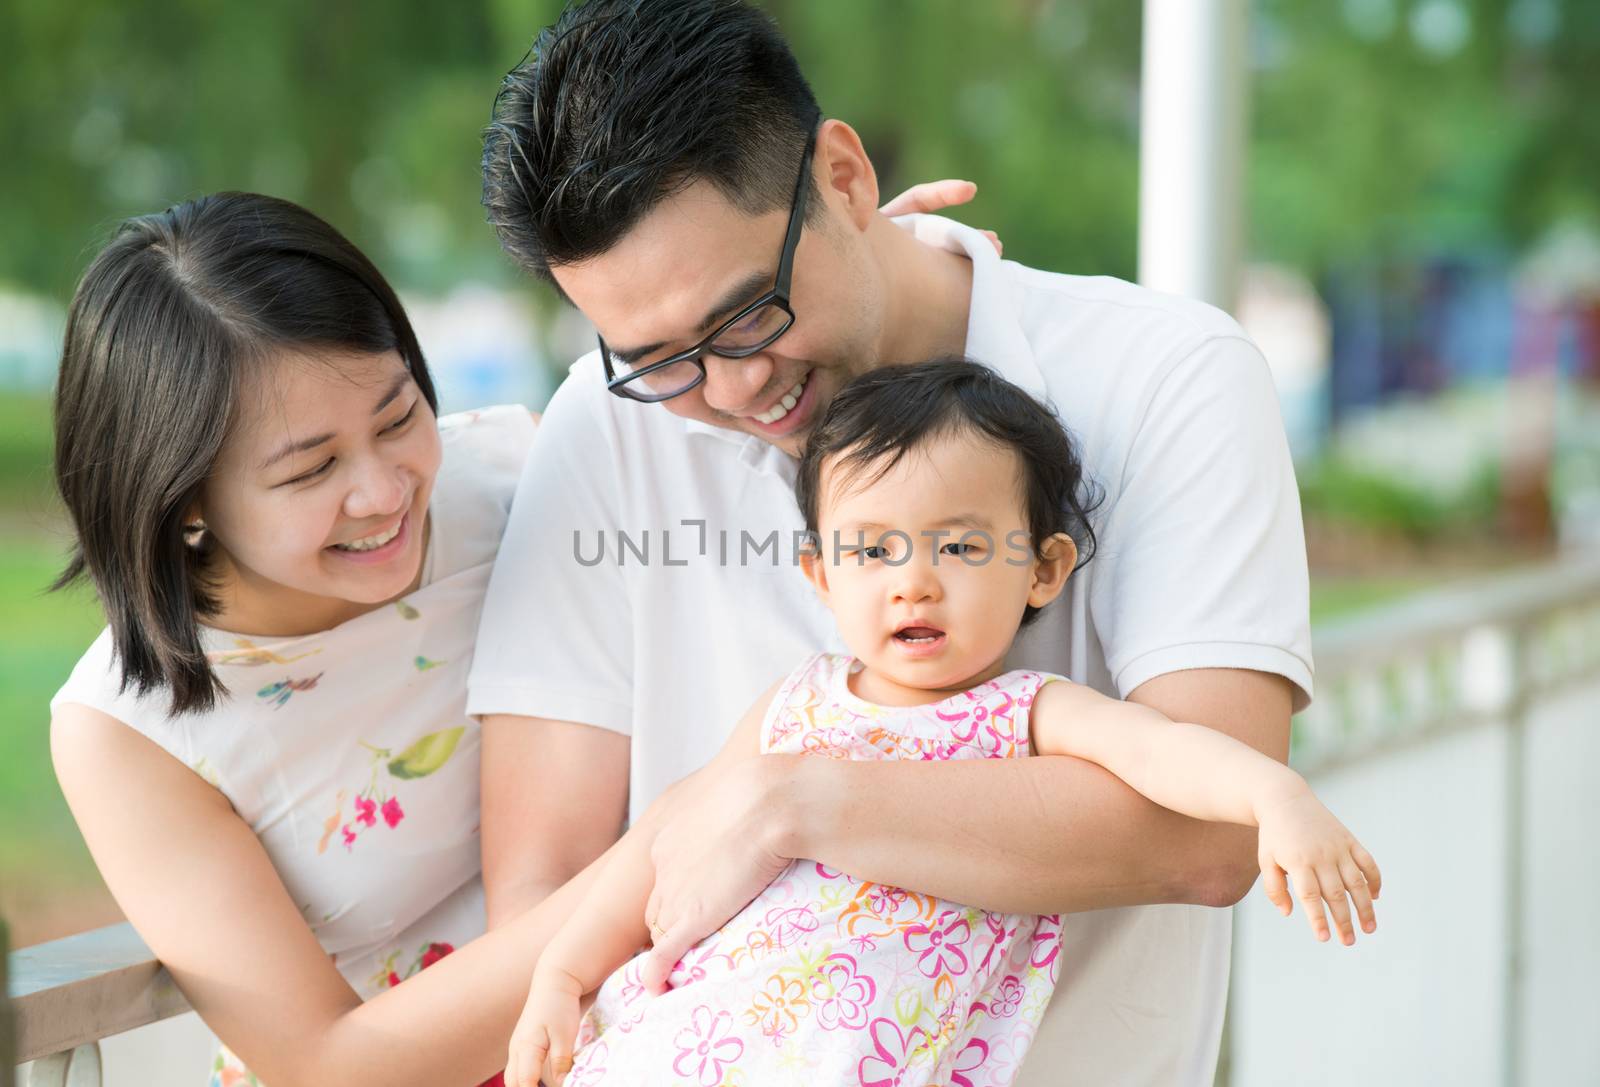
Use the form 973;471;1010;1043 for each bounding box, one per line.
778;751;1260;915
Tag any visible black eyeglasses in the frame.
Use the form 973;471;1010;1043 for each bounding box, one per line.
598;133;816;403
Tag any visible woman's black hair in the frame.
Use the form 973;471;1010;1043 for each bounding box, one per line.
53;191;437;715
795;358;1102;627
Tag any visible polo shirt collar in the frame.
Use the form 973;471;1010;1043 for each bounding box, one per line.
900;214;1049;402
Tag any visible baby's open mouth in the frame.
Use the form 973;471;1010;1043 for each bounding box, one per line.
894;626;945;644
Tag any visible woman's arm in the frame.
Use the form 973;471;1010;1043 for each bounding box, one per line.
503;678;781;1087
51;704;608;1087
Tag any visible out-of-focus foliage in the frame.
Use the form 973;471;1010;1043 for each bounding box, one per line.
3;1;1594;304
0;0;1142;302
1252;0;1600;272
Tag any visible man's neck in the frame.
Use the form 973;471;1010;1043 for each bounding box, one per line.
870;215;975;365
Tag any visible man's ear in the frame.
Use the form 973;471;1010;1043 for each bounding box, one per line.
1028;533;1077;610
816;119;879;233
798;537;832;607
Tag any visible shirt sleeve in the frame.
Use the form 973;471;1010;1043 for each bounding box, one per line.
1090;333;1315;711
465;365;635;734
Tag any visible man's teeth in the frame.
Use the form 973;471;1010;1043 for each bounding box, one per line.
335;523;401;552
754;374;808;425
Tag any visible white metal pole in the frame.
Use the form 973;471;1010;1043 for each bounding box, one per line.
1137;0;1249;312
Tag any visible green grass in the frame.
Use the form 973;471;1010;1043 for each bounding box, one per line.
0;394;57;514
0;532;105;877
1309;574;1440;623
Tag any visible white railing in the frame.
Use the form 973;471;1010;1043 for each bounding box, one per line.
11;555;1600;1086
1223;552;1600;1087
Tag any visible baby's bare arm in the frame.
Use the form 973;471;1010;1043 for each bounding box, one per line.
1028;679;1301;827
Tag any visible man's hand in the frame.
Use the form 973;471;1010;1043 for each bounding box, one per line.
880;179;1003;255
637;754;797;992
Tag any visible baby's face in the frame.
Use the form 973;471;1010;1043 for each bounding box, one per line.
805;428;1061;703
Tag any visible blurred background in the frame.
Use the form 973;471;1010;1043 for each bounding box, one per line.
3;1;1598;1084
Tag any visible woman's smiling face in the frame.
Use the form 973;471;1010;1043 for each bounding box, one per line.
198;347;441;635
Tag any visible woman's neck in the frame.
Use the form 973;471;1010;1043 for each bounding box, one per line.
204;518;431;638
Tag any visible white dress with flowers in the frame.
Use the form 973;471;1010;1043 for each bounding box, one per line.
568;652;1066;1087
51;406;536;1086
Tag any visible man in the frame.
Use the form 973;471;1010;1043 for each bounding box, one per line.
469;1;1313;1083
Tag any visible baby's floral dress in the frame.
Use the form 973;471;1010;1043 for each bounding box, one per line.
52;407;535;1086
569;652;1067;1087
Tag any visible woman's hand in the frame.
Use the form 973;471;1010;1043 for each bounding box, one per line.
1255;784;1383;945
637;753;801;992
880;179;1002;255
505;966;584;1087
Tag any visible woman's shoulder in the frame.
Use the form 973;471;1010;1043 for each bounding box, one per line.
426;405;539;579
51;626;199;764
437;405;538;477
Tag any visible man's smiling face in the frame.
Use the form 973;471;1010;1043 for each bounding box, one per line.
551;175;883;458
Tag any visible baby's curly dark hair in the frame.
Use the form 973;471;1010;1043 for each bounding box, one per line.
795;358;1101;627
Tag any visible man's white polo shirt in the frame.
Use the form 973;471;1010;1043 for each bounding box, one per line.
468;214;1313;1086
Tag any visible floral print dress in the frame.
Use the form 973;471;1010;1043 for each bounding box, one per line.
569;652;1066;1087
51;407;537;1086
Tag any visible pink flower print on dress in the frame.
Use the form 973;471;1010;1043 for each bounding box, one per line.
745;972;811;1043
973;910;1014;974
673;1005;743;1087
858;1017;932;1087
566;1041;609;1087
808;952;877;1031
984;1025;1040;1080
331;729;460;852
947;1036;991;1087
988;974;1026;1019
865;884;909;918
904;910;972;979
1029;914;1064;984
761;904;819;954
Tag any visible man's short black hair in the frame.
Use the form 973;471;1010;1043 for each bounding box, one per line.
795;359;1101;627
482;0;822;282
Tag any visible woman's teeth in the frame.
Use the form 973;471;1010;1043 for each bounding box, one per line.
334;522;401;552
754;374;808;425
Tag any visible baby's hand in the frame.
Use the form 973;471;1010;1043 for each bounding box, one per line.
506;966;584;1087
1255;784;1382;946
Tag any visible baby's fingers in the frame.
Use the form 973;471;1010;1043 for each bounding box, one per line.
1317;864;1356;945
507;1024;549;1087
1354;844;1382;900
1260;857;1292;917
1294;869;1331;942
544;1040;575;1087
1340;857;1377;935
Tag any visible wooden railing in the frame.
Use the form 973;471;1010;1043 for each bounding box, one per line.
9;925;188;1085
11;553;1600;1086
